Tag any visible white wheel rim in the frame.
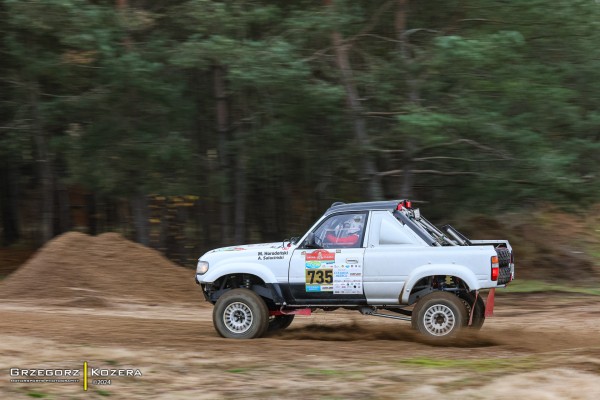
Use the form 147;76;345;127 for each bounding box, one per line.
423;304;456;336
223;302;253;334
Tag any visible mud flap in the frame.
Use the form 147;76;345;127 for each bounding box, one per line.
484;288;496;317
468;291;479;326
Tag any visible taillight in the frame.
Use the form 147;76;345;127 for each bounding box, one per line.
491;255;499;281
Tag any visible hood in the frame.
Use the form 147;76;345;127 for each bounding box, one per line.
197;241;296;283
207;242;292;254
200;241;295;264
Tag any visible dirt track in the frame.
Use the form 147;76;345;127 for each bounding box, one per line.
1;293;600;399
1;233;599;399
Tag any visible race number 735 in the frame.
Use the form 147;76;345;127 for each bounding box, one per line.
305;269;333;284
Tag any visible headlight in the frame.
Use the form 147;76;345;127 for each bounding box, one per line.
196;260;209;275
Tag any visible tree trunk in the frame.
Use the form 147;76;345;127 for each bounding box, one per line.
233;135;247;244
199;197;211;247
86;193;98;235
131;193;149;246
0;160;20;245
30;82;54;244
396;0;419;199
327;1;383;200
55;163;71;235
213;65;232;243
116;0;132;48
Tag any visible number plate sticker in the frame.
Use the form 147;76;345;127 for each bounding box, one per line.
304;250;362;294
305;268;333;287
304;250;335;292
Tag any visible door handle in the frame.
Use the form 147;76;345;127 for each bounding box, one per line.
345;258;359;264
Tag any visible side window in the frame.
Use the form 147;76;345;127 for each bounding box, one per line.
379;217;417;245
313;213;367;249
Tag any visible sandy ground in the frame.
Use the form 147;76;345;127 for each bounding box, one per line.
1;292;599;399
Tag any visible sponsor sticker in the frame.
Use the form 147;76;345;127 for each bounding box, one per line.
304;250;363;294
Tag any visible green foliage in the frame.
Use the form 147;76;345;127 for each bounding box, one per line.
26;392;47;399
226;367;251;374
502;280;600;296
1;0;599;247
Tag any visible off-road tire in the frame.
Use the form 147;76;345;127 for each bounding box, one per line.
213;289;269;339
412;291;468;340
268;315;295;332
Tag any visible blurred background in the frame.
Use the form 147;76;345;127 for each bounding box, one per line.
0;0;598;271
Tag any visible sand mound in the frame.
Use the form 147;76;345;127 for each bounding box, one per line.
0;232;203;305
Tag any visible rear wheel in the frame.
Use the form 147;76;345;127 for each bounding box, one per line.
268;315;295;332
213;289;269;339
412;291;468;341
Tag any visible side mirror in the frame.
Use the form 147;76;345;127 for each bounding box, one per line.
304;232;316;248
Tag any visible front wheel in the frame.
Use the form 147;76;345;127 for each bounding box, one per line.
213;289;269;339
412;291;468;341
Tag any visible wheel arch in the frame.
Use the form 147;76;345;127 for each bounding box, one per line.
401;264;480;304
204;269;285;306
201;262;278;284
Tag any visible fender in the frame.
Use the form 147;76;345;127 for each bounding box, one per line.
400;263;481;304
199;262;278;285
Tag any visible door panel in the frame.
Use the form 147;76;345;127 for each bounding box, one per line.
287;212;370;305
288;247;366;304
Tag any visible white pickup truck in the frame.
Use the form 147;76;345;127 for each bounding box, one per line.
195;200;514;341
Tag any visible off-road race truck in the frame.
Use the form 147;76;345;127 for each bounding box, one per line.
195;200;514;341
